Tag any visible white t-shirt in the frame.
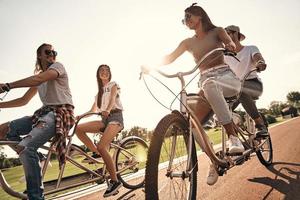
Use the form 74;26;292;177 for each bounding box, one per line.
38;62;73;106
94;81;123;112
224;45;261;81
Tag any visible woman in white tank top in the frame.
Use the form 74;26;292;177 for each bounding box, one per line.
75;64;124;197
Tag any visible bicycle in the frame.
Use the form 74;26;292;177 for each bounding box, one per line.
0;107;148;199
140;47;273;200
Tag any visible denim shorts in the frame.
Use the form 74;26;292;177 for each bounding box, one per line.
102;111;124;130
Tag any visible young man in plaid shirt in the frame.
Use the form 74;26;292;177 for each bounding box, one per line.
0;43;75;200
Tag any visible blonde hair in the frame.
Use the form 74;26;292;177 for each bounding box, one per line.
34;43;52;74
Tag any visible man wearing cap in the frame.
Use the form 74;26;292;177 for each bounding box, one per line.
224;25;268;137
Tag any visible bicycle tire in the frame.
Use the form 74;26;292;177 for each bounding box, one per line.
256;136;273;166
145;113;197;200
0;141;27;199
115;136;148;189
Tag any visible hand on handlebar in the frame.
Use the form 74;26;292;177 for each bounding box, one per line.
224;41;236;52
101;110;109;118
256;62;267;72
0;83;7;94
140;65;152;79
75;115;82;121
141;65;151;74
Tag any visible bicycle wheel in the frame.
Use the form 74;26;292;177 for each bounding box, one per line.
0;141;27;200
145;113;198;200
115;136;148;189
256;136;273;166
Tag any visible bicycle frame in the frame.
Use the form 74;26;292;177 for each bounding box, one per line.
0;112;140;199
143;48;263;171
151;48;236;169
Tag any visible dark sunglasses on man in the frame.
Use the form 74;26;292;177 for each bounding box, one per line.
45;49;57;57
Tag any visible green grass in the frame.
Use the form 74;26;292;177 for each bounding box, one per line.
0;117;287;200
0;156;99;200
0;143;148;200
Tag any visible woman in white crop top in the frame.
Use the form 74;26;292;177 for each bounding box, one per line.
75;64;124;197
142;3;244;186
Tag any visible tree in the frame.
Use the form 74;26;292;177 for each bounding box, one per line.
287;91;300;108
268;101;288;116
0;146;8;169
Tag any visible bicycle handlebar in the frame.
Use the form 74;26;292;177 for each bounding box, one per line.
141;48;238;79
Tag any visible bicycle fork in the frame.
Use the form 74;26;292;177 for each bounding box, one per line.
165;122;197;180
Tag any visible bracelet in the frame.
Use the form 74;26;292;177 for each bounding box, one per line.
2;83;10;92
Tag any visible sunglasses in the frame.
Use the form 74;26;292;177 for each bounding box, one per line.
44;49;57;57
182;13;192;25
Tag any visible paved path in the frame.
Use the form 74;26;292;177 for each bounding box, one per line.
74;117;300;200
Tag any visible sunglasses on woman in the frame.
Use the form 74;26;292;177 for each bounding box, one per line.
182;13;192;25
44;49;57;57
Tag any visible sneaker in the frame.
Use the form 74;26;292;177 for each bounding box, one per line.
255;124;269;138
82;152;102;163
228;135;245;154
206;164;218;185
103;180;123;197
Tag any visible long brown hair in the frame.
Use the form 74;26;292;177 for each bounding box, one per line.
185;3;217;32
96;64;112;108
35;43;52;74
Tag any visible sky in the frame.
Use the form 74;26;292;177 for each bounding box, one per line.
1;0;300;133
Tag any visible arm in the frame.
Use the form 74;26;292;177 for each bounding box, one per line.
5;69;59;90
160;40;188;66
253;53;267;71
217;27;236;51
102;85;118;118
142;40;188;73
0;87;37;108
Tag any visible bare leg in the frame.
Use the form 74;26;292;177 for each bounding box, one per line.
0;122;9;139
193;90;214;123
75;120;104;154
97;124;122;181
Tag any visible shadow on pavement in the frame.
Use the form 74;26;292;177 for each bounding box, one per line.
248;162;300;200
116;187;145;200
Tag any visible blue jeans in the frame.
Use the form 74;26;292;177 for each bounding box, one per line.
7;112;56;200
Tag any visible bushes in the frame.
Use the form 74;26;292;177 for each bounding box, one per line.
265;114;277;124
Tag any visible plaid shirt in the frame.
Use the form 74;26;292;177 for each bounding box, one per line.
32;104;75;169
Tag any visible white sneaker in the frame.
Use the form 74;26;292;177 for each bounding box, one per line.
228;135;245;154
206;164;218;185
